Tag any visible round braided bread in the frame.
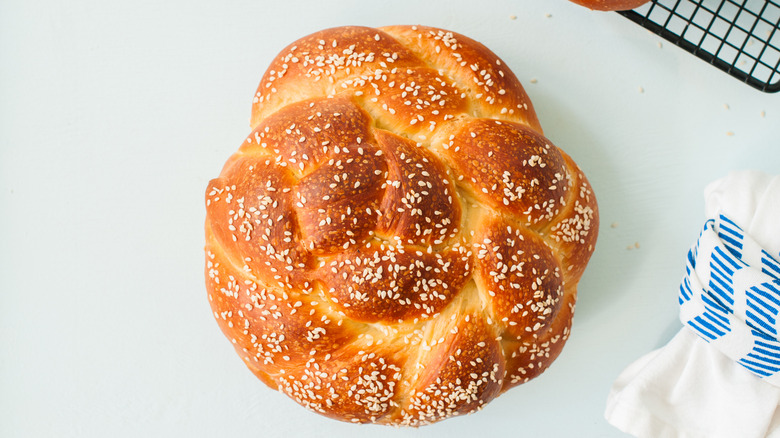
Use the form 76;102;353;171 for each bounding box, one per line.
205;25;599;426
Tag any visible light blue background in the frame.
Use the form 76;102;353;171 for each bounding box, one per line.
2;0;779;436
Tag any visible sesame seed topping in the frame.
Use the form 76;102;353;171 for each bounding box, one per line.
207;24;597;427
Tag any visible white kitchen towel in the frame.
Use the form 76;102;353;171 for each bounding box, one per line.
679;213;780;384
605;170;780;438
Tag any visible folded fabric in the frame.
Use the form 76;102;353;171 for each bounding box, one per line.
606;329;780;438
679;213;780;385
605;170;780;438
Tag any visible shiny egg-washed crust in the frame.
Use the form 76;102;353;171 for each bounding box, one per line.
568;0;650;11
205;25;599;426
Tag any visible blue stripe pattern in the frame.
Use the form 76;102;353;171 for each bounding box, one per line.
746;282;780;337
679;214;780;383
764;252;780;277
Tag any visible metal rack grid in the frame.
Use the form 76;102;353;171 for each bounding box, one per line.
619;0;780;93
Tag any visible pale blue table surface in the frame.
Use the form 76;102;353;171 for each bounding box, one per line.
2;0;779;436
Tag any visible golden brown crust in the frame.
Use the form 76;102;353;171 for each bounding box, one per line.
444;119;570;226
206;25;599;426
274;346;404;423
317;240;471;324
568;0;650;11
401;314;505;425
379;25;542;133
374;130;462;246
473;215;565;339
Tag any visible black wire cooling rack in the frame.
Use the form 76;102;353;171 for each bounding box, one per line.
619;0;780;93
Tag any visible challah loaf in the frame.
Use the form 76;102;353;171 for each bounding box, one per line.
568;0;650;11
205;25;599;426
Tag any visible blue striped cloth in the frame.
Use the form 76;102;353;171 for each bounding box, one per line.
679;213;780;386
